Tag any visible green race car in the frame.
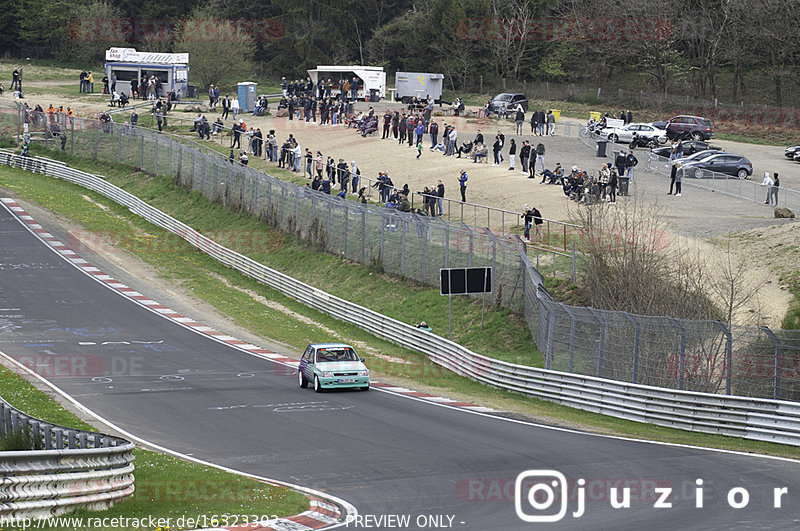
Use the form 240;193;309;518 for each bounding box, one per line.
298;343;370;392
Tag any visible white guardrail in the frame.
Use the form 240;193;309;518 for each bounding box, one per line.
3;150;800;447
0;397;135;521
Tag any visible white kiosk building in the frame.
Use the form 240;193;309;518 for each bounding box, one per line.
105;47;189;99
306;65;386;100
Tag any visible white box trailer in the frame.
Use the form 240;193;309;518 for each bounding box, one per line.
394;72;444;103
307;65;386;101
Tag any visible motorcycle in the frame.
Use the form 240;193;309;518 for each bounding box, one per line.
629;132;659;149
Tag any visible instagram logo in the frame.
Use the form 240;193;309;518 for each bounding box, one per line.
515;470;569;522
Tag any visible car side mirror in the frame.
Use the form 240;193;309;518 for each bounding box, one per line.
360;357;365;362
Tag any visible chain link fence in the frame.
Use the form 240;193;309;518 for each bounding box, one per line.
4;102;800;402
578;125;800;212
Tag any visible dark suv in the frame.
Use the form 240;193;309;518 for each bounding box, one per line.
487;93;528;115
663;115;715;141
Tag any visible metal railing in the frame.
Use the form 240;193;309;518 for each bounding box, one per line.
4;155;800;446
0;396;135;521
4;106;800;403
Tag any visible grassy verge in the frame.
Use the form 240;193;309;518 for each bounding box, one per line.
0;365;308;530
3;155;800;459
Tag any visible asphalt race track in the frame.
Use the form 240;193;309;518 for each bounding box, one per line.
2;202;800;530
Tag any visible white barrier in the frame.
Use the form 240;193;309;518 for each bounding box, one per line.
3;150;800;447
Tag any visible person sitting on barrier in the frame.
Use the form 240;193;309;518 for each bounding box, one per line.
456;140;473;159
358;186;367;204
109;91;121;107
212;117;223;135
415;321;432;332
190;113;203;132
472;142;488;163
539;162;564;185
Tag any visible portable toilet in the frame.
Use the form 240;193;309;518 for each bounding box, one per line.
237;82;257;112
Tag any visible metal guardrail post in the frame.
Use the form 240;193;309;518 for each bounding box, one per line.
444;224;450;267
361;210;366;263
326;200;331;250
589;308;606;378
571;242;576;283
154;134;158;175
400;218;406;276
140;133;144;169
561;303;576;373
623;312;641;384
714;321;733;395
468;231;473;267
761;326;783;400
544;300;556;370
343;202;349;256
667;316;687;390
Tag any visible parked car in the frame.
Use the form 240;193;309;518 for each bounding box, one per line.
674;149;729;165
651;141;721;159
298;343;370;392
655;115;715;141
601;122;667;144
486;93;528;114
785;145;800;159
681;153;752;179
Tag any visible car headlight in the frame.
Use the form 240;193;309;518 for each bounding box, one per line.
357;370;369;377
322;371;333;378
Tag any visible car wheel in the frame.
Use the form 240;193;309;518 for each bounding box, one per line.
314;375;324;393
694;168;704;179
737;169;748;180
298;370;308;388
609;134;618;143
360;384;370;391
692;132;704;141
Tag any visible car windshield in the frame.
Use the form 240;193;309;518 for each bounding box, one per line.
316;347;359;362
494;94;513;101
683;150;725;162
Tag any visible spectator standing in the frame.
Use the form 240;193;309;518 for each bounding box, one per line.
514;105;525;135
534;141;545;174
429;119;439;148
458;169;468;202
508;139;516;170
436;180;445;216
625;150;638;182
530;111;538;134
520;141;531;176
772;173;780;205
232;97;240;120
11;68;19;91
608;167;618;205
351;161;360;193
492;135;502;166
615;150;626;178
521;205;533;242
546;110;555;135
221;95;230;120
668;160;680;195
87;71;94;93
627;110;633;124
532;207;543;242
761;172;774;205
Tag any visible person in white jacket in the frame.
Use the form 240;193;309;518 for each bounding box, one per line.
232;97;240;120
761;172;774;205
